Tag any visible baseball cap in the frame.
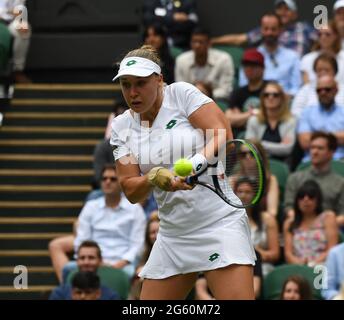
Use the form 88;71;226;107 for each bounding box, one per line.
274;0;297;11
334;0;344;11
242;48;265;67
112;56;161;81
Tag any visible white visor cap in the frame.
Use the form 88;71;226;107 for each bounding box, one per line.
113;57;161;81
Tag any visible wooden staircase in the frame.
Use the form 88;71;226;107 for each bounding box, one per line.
0;83;120;299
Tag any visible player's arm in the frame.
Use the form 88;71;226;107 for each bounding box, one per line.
211;33;248;46
115;155;153;204
188;101;233;163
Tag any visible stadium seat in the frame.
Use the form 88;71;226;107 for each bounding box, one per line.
66;266;130;300
296;160;344;177
269;159;290;200
169;46;183;59
263;264;323;300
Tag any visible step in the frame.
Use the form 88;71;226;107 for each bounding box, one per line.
0;208;80;218
0;126;105;133
0;233;71;239
0;238;71;250
0;217;76;224
4;112;110;119
0;170;93;185
0;250;52;266
0;269;58;286
0;139;99;146
13;83;122;100
0;154;92;162
0;169;93;176
11;98;116;106
0;272;57;287
0;201;83;208
0;255;52;267
2;116;108;127
0;191;88;202
15;83;121;91
0;221;74;233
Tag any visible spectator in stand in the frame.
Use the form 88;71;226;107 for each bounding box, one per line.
297;74;344;161
129;211;159;300
284;131;344;227
245;81;296;162
280;275;313;300
54;272;119;301
50;164;146;282
143;23;175;84
334;0;344;49
73;164;146;279
93;101;128;190
292;53;344;119
175;27;234;104
237;13;301;97
234;177;280;276
301;20;344;84
232;140;279;217
283;180;338;267
321;242;344;300
226;48;267;138
0;0;31;83
142;0;198;50
49;241;120;300
211;0;317;57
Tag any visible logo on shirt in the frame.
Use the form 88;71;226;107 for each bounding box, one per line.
126;60;137;66
209;253;220;262
166;119;177;129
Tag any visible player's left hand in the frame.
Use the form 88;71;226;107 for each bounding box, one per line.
170;176;195;191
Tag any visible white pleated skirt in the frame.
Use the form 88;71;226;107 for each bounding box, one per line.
139;211;256;279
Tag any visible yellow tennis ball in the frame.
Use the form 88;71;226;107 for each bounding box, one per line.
174;158;193;177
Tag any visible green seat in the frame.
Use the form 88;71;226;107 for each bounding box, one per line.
269;159;290;200
296;160;344;177
263;264;322;300
66;266;130;300
169;46;184;59
213;45;243;89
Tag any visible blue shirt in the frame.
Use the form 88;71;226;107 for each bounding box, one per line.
321;243;344;300
239;45;301;96
298;103;344;161
49;285;120;300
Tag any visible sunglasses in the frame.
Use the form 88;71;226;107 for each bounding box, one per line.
102;176;118;182
263;92;281;98
316;87;334;94
297;193;316;199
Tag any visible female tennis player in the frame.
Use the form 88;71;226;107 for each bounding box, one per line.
110;45;256;300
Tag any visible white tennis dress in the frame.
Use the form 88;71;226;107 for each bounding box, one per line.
111;82;256;279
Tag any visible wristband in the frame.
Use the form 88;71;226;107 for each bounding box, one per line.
190;153;208;174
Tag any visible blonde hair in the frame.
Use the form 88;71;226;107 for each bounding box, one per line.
124;45;162;67
257;81;291;123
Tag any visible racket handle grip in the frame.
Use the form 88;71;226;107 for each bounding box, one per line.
185;175;197;185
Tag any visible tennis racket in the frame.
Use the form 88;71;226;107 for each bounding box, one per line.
185;139;265;208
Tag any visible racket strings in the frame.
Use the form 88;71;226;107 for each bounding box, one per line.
217;142;262;207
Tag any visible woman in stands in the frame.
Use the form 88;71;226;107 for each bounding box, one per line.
280;275;313;300
283;180;338;267
245;82;296;163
